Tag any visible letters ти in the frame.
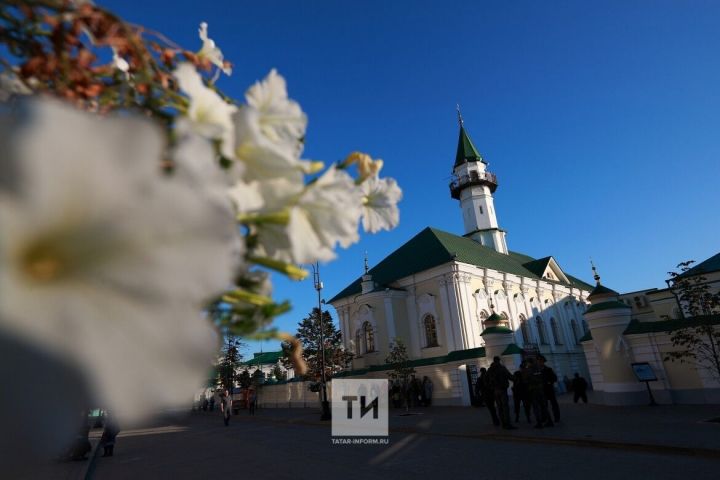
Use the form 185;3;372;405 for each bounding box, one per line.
342;395;379;419
342;395;358;418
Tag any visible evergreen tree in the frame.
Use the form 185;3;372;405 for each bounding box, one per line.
271;364;287;381
385;338;415;384
238;369;252;389
665;261;720;380
281;307;353;380
217;335;245;391
251;368;266;386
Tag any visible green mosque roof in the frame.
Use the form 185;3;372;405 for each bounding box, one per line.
329;227;593;303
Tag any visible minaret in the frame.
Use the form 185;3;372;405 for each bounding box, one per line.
449;107;508;254
361;251;374;294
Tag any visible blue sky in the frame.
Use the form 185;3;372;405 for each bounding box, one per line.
103;1;720;356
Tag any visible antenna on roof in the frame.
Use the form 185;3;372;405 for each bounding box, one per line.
456;104;464;127
590;258;601;285
364;251;369;274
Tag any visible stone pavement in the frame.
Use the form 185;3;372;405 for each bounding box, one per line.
249;392;720;456
18;394;720;479
89;400;720;480
12;428;102;480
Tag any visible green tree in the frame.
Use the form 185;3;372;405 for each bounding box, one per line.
271;364;287;381
217;335;245;391
385;338;415;384
251;368;266;386
238;369;252;389
665;261;720;380
281;307;353;381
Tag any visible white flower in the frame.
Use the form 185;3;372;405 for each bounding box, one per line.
174;63;237;160
198;22;231;76
111;47;130;77
0;72;31;101
247;167;363;264
231;69;311;183
233;105;305;183
360;176;402;233
245;69;307;157
0;99;239;426
228;179;264;214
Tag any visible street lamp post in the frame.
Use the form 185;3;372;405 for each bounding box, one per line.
312;263;332;421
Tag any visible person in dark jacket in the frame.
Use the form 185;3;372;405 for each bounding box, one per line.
487;356;516;430
100;415;119;457
512;367;532;423
525;357;553;428
571;373;589;403
538;356;560;422
478;367;499;425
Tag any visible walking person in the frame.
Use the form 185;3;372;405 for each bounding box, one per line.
220;389;232;426
487;356;517;430
248;388;257;415
512;367;532;424
538;356;560;422
571;373;589;404
478;367;499;425
526;357;553;428
422;376;434;407
100;415;119;457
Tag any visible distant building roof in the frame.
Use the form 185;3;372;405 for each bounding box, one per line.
623;315;720;335
329;227;593;303
676;252;720;279
241;350;283;366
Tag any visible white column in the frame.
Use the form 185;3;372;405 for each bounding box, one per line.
384;296;397;345
450;273;472;350
438;276;460;351
405;287;421;358
462;275;480;348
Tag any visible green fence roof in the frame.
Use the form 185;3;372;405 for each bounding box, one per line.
333;346;487;378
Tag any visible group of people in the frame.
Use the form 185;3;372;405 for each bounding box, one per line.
389;375;434;409
475;355;588;430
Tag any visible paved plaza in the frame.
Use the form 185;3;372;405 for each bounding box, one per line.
22;395;715;480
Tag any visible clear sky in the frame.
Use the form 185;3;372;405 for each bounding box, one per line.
103;0;720;356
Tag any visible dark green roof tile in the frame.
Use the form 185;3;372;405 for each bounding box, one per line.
676;252;720;279
578;331;593;342
241;350;283;366
329;227;593;303
481;326;514;336
585;301;631;314
502;344;524;355
332;346;487;377
454;126;486;168
588;283;619;299
623;315;720;335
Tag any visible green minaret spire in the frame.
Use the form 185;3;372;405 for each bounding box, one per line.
454;105;486;168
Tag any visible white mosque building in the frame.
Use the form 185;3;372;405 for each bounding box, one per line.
328;116;594;406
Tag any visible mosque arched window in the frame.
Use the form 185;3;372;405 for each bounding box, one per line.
519;315;531;345
570;319;580;344
424;315;439;347
363;321;375;353
550;318;563;345
536;316;548;345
